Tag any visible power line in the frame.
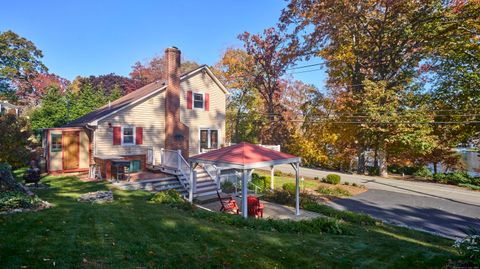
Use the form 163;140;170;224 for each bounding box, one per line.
286;63;325;70
269;120;480;124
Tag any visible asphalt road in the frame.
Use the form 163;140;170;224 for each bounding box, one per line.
272;164;480;238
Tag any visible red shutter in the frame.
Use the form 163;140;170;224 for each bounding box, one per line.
187;91;192;109
136;127;143;145
205;93;209;111
113;127;121;145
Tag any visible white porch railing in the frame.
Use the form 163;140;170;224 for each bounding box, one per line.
160;148;192;192
203;163;220;189
146;148;154;166
226;143;281;152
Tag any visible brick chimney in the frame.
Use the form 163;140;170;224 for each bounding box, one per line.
164;47;190;158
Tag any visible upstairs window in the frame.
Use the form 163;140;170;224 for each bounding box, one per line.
193;93;204;109
122;127;135;145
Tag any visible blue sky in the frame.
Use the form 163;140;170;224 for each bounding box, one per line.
1;0;327;89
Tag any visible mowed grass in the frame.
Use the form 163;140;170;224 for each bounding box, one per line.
0;173;456;268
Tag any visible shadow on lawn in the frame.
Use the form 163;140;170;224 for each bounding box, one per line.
329;189;480;238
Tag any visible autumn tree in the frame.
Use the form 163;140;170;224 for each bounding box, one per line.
130;55;200;86
214;48;262;143
280;0;479;175
71;73;141;96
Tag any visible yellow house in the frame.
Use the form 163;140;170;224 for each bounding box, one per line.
43;47;227;177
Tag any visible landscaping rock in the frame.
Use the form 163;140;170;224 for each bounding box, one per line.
78;191;113;203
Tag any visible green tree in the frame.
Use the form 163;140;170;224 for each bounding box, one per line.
0;113;32;167
30;87;68;131
0;30;47;104
67;83;107;121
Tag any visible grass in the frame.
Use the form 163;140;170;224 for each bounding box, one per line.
317;186;352;197
255;170;319;189
0;172;458;268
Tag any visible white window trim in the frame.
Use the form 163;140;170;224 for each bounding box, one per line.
198;128;220;153
121;126;136;146
192;92;205;110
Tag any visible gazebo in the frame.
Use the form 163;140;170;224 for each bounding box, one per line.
189;142;301;218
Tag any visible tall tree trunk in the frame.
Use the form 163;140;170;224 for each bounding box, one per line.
356;146;366;174
433;162;438;175
378;150;388;177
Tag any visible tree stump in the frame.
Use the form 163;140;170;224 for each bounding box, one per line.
0;163;32;195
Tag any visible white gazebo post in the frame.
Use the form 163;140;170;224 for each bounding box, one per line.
294;162;300;216
189;162;194;203
242;169;248;218
270;165;275;190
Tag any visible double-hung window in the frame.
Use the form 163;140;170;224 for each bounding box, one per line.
51;134;62;152
122;126;135;145
193;93;204;109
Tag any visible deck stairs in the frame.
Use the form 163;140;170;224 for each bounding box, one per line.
144;148;220;199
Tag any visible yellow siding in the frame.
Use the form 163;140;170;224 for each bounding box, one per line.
49;130;62;171
79;130;89;168
49;129;90;171
180;71;226;156
96;91;166;163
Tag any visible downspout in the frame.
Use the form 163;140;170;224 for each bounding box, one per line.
85;124;97;159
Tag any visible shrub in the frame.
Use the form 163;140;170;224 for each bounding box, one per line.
264;189;293;205
191;210;347;235
273;170;283;177
221;181;235;193
432;173;447;183
352;183;358;187
453;228;480;266
317;186;351;197
444;172;471;185
388;165;418;175
413;167;433;178
0;191;41;212
314;176;319;180
459;183;480;191
367;166;379;176
343;182;350;186
251;173;270;192
150;190;192;210
282;182;297;195
323;174;341;185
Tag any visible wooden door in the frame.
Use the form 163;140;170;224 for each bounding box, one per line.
63;131;80;170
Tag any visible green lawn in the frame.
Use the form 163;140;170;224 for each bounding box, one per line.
0;173;456;268
255;169;320;189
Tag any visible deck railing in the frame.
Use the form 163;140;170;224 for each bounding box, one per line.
160;148;192;192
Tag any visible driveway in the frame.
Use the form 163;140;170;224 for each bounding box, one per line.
273;164;480;238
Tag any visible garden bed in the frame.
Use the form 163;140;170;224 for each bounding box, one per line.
0;191;52;214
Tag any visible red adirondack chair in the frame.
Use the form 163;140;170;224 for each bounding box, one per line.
247;195;264;218
217;191;240;215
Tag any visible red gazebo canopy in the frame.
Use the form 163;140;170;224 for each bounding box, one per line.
189;142;301;169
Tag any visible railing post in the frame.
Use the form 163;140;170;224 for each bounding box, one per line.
160;148;164;166
177;149;182;171
192;170;197;195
